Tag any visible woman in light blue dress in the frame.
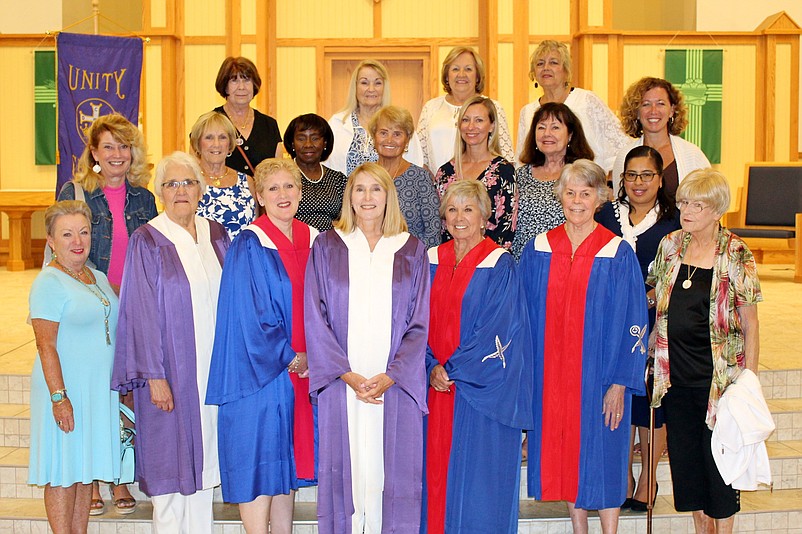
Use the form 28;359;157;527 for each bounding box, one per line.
28;200;120;533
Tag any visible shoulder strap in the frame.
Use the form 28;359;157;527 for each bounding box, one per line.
73;182;85;202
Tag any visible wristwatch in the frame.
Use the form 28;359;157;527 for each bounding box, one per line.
50;389;67;403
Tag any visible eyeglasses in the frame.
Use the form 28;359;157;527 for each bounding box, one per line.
163;179;200;190
621;171;659;183
676;200;710;214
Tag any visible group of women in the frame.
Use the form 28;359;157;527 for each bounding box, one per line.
28;43;760;534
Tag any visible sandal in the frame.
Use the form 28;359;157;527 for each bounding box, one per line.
111;484;137;515
113;496;137;514
89;497;105;516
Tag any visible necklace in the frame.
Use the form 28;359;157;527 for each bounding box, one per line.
682;264;699;290
56;261;112;345
298;162;324;183
385;159;402;178
202;168;229;187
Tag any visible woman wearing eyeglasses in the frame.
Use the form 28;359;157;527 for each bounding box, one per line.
113;152;229;534
595;146;679;512
647;169;761;534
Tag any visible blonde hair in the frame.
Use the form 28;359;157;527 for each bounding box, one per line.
368;105;415;139
153;151;206;198
620;77;688;137
529;40;572;85
338;60;392;121
253;158;303;195
189;111;237;158
45;200;93;237
441;46;486;94
335;162;407;236
74;113;150;192
454;96;501;178
439;179;492;223
676;168;730;216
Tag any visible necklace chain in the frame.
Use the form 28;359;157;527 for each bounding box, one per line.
202;168;229;187
56;261;112;345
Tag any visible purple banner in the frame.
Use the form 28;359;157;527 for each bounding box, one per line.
56;32;143;194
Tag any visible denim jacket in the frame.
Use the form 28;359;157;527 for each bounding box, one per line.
57;181;158;274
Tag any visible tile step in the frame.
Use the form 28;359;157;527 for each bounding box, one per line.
0;490;800;533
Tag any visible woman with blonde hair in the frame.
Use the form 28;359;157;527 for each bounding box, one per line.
306;162;430;533
418;46;513;171
516;40;627;171
191;110;258;239
328;60;423;175
57;112;156;514
434;96;517;249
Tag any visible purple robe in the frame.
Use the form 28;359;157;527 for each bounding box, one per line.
304;230;430;534
112;219;229;497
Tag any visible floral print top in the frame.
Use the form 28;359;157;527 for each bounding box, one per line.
647;226;763;428
435;155;517;250
196;171;256;239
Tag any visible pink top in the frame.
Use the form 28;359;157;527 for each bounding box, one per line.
103;182;129;286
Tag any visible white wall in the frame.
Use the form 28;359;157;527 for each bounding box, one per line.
697;2;802;156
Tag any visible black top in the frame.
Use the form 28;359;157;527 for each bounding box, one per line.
662;160;679;200
667;264;714;387
295;166;347;232
213;106;281;176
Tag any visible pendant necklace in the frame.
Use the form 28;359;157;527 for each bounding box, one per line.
202;168;229;187
682;264;699;290
57;261;112;345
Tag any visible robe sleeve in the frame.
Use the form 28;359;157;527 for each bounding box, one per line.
112;226;167;393
385;240;430;413
605;244;649;395
445;253;534;430
305;234;352;397
206;231;296;405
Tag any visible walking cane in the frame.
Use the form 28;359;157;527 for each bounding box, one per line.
645;358;656;534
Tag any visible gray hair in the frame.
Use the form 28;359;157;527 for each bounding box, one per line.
153;151;207;198
439;179;492;223
554;159;609;206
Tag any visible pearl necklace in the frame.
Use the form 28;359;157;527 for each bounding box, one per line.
56;261;112;345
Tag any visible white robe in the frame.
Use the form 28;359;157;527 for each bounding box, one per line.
341;227;409;534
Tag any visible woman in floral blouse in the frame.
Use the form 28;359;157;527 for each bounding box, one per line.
648;168;761;534
434;96;516;250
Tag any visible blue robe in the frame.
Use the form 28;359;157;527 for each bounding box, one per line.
423;242;533;534
206;221;318;502
520;226;648;510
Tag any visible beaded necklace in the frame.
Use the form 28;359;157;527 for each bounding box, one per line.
56;261;112;345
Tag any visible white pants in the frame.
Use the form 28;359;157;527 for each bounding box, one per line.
151;488;214;534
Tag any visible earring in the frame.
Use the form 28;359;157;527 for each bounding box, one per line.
92;162;102;173
534;82;539;89
668;116;674;130
404;145;409;153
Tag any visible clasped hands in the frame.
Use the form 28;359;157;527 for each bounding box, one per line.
341;371;395;404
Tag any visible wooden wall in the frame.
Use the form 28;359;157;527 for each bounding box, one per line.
0;1;799;239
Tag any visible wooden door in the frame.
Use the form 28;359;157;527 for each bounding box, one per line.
323;48;430;126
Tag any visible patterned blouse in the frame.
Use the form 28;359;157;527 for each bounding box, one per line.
435;155;517;250
346;112;378;176
510;164;565;260
647;226;763;428
394;164;442;249
196;171;256;239
295;165;347;232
